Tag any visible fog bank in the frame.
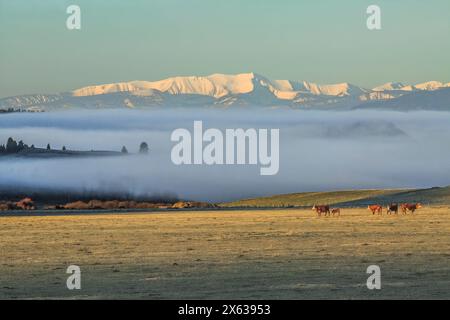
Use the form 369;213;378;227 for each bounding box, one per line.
1;109;449;202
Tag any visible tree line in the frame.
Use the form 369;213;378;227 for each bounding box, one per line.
121;142;149;154
0;137;34;153
0;137;150;154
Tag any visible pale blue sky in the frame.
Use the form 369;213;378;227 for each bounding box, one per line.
0;0;449;98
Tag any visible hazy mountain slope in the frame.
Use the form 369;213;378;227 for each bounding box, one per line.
353;88;450;111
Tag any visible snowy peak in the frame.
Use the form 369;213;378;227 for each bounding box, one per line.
73;82;145;97
73;73;258;99
414;81;445;91
302;82;367;96
372;81;448;92
71;73;369;100
373;82;405;91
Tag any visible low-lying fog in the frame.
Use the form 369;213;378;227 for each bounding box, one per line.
1;109;450;202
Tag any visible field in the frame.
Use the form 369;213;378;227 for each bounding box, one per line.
1;207;450;299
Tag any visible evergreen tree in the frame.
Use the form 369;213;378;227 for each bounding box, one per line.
47;144;51;150
18;140;25;151
139;142;149;154
6;137;18;153
121;146;128;154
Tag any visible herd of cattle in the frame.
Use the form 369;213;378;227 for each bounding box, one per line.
312;203;422;217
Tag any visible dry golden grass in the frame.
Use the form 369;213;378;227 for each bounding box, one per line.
1;207;449;299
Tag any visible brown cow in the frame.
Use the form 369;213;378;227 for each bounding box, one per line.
387;204;398;215
400;203;422;214
331;208;341;216
312;205;330;217
368;205;383;215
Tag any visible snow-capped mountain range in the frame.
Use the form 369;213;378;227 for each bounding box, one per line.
1;73;450;111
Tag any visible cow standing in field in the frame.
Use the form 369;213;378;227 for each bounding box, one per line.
368;205;383;215
387;204;398;215
312;205;330;217
401;203;422;214
331;208;341;216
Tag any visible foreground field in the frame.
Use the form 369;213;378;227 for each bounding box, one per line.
1;207;449;299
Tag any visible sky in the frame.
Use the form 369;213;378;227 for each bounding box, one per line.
0;0;449;98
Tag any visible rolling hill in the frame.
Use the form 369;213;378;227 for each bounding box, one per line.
221;186;450;208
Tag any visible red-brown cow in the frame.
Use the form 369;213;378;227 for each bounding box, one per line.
400;203;422;214
312;205;330;217
331;208;341;216
368;205;383;215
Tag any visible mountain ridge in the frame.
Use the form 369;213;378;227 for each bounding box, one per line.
1;72;449;111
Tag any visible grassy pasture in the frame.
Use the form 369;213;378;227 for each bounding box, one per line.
1;206;449;299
